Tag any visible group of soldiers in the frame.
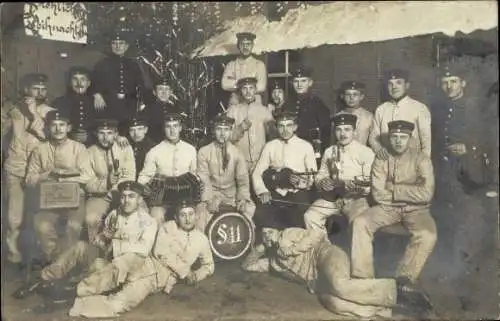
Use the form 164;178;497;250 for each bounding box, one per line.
1;29;498;318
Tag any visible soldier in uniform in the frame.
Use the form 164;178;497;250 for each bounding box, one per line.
138;113;197;224
221;32;267;105
335;81;374;145
351;121;437;285
11;181;157;315
68;200;214;318
304;114;375;233
432;65;498;286
25;110;93;263
85;119;136;242
197;113;256;231
227;77;275;173
126;116;157;178
369;69;432;159
141;77;184;143
252;112;317;230
242;217;433;318
91;28;144;135
267;80;286;118
282;67;331;162
52;66;100;146
2;73;55;266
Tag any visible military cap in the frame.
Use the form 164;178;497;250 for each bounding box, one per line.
340;81;366;92
46;110;70;124
95;118;119;130
291;67;312;78
109;27;133;42
68;66;91;78
127;115;148;128
117;181;145;196
236;32;256;41
213;113;235;127
20;73;48;88
388;120;415;134
384;69;409;81
154;77;172;88
275;111;298;122
237;77;258;88
439;64;466;79
163;113;184;123
177;199;197;211
332;114;357;128
270;80;285;91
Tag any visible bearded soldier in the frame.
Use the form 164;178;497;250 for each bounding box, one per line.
25;110;93;263
68;200;214;318
197;113;255;231
351;120;437;285
2;73;54;266
52;66;100;146
304;114;374;232
242;217;433;318
85;119;136;242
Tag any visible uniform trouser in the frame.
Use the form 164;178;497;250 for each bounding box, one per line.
5;173;25;262
85;196;112;242
315;242;396;318
304;197;369;232
40;241;102;281
196;196;256;232
33;196;87;262
351;205;437;283
254;190;311;229
70;257;172;318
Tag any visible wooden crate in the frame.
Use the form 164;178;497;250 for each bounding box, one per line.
39;182;80;209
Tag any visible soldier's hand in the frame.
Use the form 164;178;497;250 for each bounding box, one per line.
207;197;221;213
447;143;467;156
116;136;130;149
24;96;37;109
377;148;390;160
258;192;272;204
185;271;198;286
94;93;106;111
236;200;248;213
317;177;335;191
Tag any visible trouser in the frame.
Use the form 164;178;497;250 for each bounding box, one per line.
40;241;102;281
315;241;396;318
33;196;87;262
254;190;311;230
70;257;173;318
5;173;25;263
85;196;112;242
351;205;437;283
304;197;369;232
196;196;256;232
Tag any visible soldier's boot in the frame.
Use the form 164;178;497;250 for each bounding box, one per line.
396;277;433;315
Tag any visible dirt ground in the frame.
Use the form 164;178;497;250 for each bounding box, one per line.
2;229;499;321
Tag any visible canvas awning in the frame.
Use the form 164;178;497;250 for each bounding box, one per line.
193;1;498;58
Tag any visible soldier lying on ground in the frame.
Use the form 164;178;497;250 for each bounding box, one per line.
241;217;433;319
12;181;157;314
68;199;214;318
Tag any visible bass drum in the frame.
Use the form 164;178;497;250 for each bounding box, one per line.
206;208;254;261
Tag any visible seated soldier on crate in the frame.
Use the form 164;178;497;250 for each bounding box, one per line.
304;114;375;233
12;181;157;315
24;110;93;266
85;119;136;243
252;111;317;231
138;113;198;224
126;116;157;178
69;199;214;318
351;120;437;286
241;216;433;318
196;113;256;232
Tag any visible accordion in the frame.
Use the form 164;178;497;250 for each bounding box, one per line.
146;172;203;207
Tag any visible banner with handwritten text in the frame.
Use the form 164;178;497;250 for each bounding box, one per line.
24;3;87;43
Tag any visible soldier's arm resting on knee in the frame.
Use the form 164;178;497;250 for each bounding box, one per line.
392;155;435;204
